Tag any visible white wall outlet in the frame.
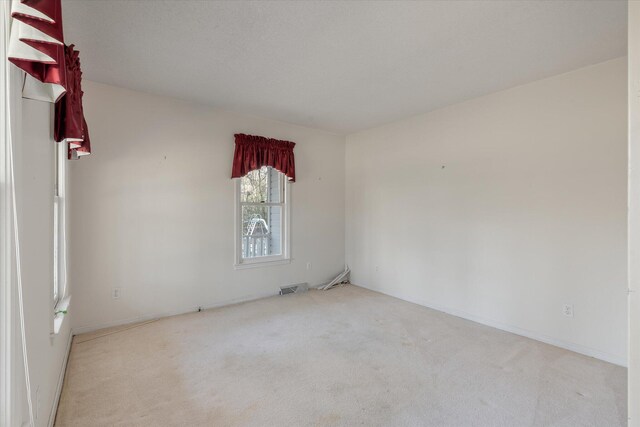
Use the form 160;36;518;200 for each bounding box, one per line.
306;262;312;270
112;288;121;299
563;304;574;317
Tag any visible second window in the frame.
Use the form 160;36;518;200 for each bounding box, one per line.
236;166;289;265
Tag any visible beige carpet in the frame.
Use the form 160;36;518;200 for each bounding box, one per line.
55;285;627;426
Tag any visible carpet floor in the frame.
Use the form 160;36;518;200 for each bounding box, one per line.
55;285;627;426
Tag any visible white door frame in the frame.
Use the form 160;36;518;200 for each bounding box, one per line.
629;2;640;425
0;2;14;425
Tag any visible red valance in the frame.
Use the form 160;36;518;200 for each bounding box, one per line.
54;44;91;158
8;1;91;159
8;0;67;102
231;134;296;182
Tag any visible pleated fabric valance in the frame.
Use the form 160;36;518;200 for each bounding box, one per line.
8;0;67;102
8;0;91;159
54;44;91;158
231;134;296;182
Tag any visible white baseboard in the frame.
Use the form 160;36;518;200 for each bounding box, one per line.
71;289;280;335
48;330;73;427
72;282;626;366
356;283;628;367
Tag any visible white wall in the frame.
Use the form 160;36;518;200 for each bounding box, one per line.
628;1;640;423
346;58;628;365
69;81;346;332
10;96;72;426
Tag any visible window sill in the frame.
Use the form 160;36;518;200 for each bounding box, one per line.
52;295;71;335
234;258;291;270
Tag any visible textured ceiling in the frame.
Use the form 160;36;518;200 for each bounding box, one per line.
62;0;627;134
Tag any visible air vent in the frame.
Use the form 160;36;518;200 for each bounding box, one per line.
279;282;308;295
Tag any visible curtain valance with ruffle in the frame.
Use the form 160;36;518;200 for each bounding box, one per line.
8;0;91;158
231;134;296;182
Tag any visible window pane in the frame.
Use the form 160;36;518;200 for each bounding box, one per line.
53;141;66;306
241;205;282;259
240;166;281;203
53;196;60;303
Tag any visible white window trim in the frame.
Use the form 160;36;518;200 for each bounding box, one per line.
233;174;291;269
1;5;24;423
52;141;69;334
0;2;14;421
52;295;70;335
53;194;61;307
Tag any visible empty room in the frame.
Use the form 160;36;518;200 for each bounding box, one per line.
2;0;640;426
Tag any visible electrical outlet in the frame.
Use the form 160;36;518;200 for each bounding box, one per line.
563;304;574;317
112;288;121;299
306;262;312;270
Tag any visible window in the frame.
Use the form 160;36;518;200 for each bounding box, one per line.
235;166;290;267
53;141;66;306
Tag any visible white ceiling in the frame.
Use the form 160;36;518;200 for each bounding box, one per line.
62;0;627;134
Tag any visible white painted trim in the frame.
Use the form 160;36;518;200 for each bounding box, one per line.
629;2;640;423
234;178;241;264
73;277;332;336
53;140;68;313
47;330;72;427
356;283;627;367
51;295;70;336
0;4;20;425
70;281;626;366
234;258;291;270
0;2;13;423
71;289;281;335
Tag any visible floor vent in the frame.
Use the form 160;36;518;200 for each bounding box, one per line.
279;283;308;295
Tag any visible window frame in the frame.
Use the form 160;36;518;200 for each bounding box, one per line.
53;141;66;308
0;6;13;421
234;168;291;269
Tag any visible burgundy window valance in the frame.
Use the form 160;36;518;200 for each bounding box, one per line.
8;0;67;102
54;44;91;158
7;0;91;159
231;134;296;182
